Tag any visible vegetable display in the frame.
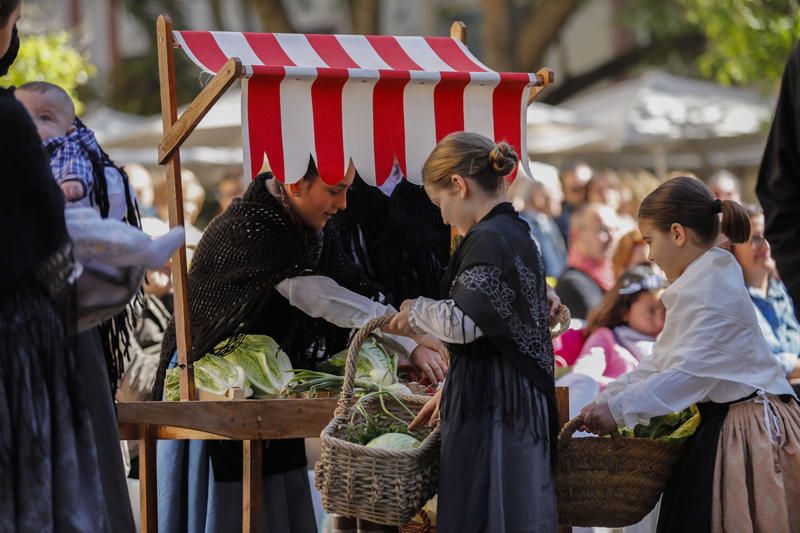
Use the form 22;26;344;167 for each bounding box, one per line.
164;354;250;401
619;405;700;442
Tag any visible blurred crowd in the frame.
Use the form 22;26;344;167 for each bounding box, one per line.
510;162;800;416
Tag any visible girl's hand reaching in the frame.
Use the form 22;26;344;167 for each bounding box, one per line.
546;285;562;322
383;300;417;337
580;401;618;435
409;387;443;430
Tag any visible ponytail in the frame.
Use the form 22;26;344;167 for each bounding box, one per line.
719;199;750;244
639;175;749;245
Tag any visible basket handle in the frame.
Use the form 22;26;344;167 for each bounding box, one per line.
558;415;619;450
334;313;395;417
549;304;571;339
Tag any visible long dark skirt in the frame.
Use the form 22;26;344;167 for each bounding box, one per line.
0;283;106;532
438;355;557;533
74;328;134;532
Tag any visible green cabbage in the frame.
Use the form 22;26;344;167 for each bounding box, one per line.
223;335;293;398
318;336;397;385
163;354;249;400
366;433;421;450
620;405;700;442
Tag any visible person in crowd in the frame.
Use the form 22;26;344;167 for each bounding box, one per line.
519;162;568;279
708;169;742;203
611;229;649;279
758;43;800;319
617;169;661;219
586;168;623;212
154;168;204;253
556;203;618;319
555;162;593;244
731;204;800;382
387;132;561;532
572;265;666;390
126;163;157;218
215;170;246;215
151;159;446;532
582;176;800;531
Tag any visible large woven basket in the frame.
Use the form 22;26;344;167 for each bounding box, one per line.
557;416;683;527
315;314;441;526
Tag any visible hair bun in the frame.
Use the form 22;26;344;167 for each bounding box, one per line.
488;142;518;177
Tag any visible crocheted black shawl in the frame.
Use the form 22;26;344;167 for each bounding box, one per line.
153;173;378;399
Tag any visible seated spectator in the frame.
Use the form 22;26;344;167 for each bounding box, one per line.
708;169;742;203
586;168;622;212
555;162;593;244
215;170;245;215
612;229;649;279
125;163;157;218
618;169;661;219
732;204;800;381
556;203;618;319
572;265;666;389
519;162;568;278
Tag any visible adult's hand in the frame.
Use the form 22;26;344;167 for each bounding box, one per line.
410;345;447;384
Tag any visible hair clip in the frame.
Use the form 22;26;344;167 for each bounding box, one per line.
618;274;666;295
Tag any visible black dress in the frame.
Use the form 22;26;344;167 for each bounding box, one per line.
437;203;558;533
0;52;106;532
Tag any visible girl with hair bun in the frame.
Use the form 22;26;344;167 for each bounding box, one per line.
385;132;560;531
581;176;800;531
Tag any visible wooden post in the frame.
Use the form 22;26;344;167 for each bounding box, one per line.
139;424;158;533
243;440;263;532
450;20;467;43
157;14;195;401
528;68;555;106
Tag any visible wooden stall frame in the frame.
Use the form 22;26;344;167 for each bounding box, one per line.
121;15;559;533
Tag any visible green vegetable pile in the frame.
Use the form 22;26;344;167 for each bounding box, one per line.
164;335;292;401
163;334;410;402
619;405;701;442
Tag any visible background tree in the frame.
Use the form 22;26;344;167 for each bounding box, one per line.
1;31;96;114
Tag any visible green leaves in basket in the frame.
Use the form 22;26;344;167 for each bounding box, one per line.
619;405;700;442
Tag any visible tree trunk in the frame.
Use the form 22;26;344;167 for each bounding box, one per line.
348;0;380;35
480;0;513;71
252;0;295;33
208;0;226;30
542;32;706;104
516;0;581;72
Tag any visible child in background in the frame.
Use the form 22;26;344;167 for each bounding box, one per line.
581;176;800;531
572;265;665;390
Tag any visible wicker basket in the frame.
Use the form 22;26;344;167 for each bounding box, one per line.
557;416;683;527
315;314;441;526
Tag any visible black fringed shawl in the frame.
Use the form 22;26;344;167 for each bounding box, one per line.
442;203;558;451
153;173;379;400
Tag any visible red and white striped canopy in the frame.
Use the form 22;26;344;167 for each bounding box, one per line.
174;30;538;185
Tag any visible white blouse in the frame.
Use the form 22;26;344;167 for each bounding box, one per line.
597;247;795;428
407;296;484;344
275;275;417;357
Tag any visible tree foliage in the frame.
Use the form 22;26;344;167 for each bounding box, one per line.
680;0;800;86
2;32;96;114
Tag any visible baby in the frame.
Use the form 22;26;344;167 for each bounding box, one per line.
15;81;99;203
